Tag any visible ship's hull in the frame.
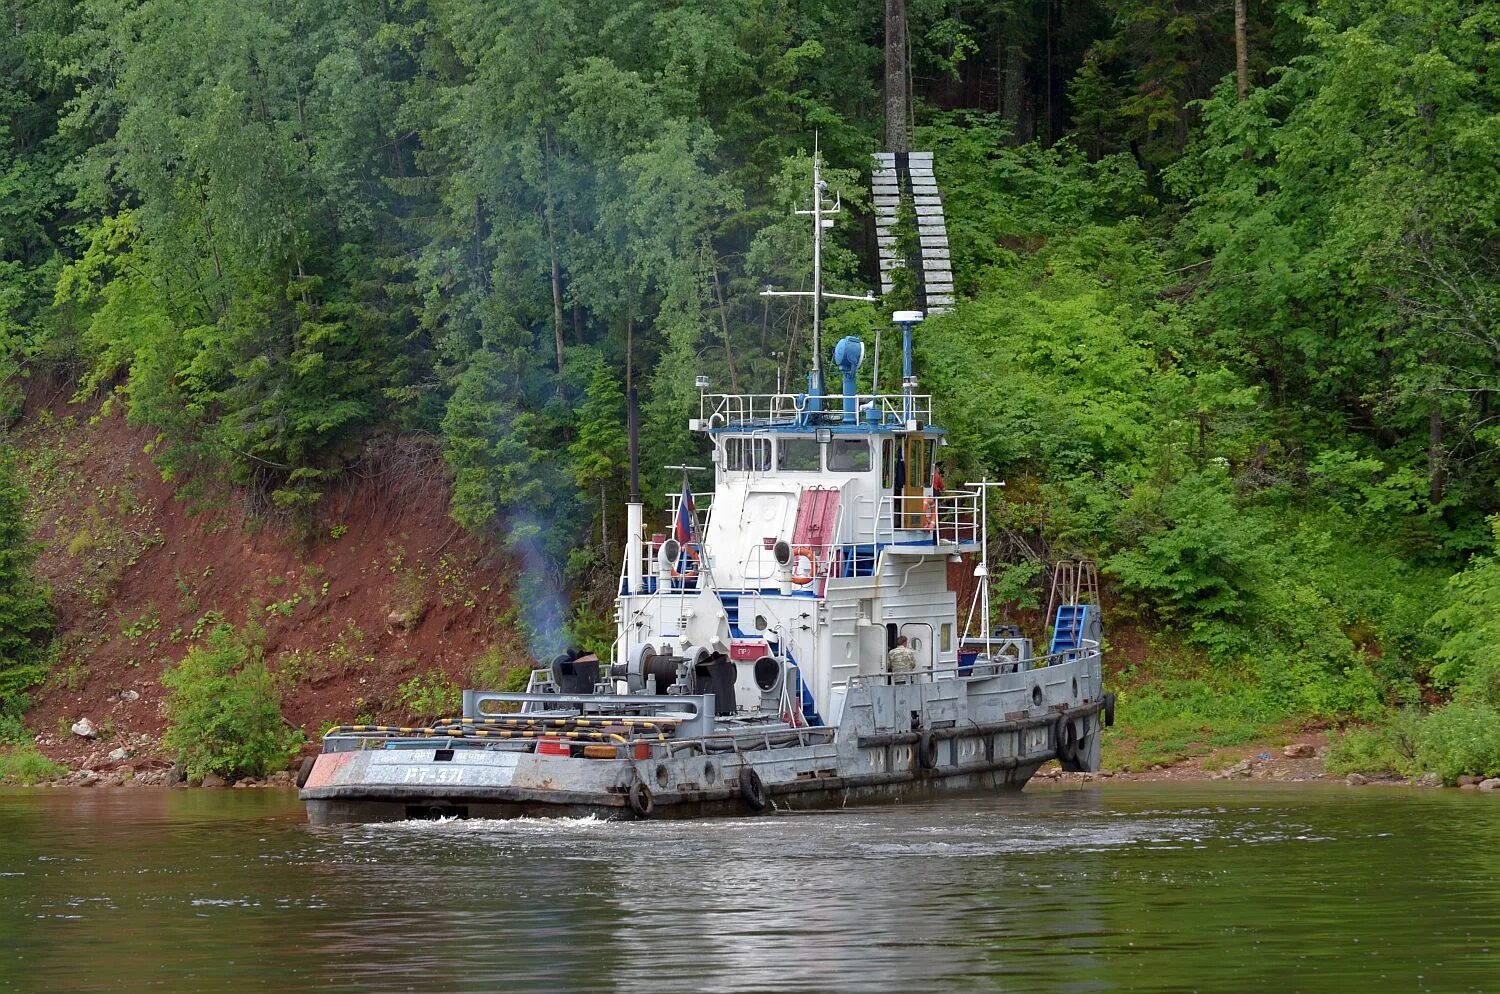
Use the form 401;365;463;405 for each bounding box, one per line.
301;659;1109;825
302;750;1069;825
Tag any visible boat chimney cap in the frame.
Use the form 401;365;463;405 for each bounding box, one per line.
892;310;924;324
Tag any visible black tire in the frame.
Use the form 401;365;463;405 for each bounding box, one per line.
918;732;939;771
627;780;654;818
296;756;316;790
1055;717;1079;764
1103;692;1117;728
738;766;768;812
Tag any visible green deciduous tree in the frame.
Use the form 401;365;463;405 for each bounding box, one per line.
161;623;303;779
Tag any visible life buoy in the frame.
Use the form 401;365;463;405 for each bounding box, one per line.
917;732;939;771
671;543;700;583
922;497;937;530
789;545;816;585
627;780;654;818
739;766;768;812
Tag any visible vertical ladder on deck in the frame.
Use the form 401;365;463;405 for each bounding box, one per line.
1045;559;1101;659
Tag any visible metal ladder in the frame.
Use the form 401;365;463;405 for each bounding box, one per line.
1044;559;1101;659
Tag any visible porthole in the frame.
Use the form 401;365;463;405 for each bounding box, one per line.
1031;685;1043;707
655;764;670;787
704;761;717;784
1072;677;1079;698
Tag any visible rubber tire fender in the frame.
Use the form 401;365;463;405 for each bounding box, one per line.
738;766;768;812
1103;692;1117;728
917;732;939;771
627;780;654;818
296;756;316;790
1055;716;1079;764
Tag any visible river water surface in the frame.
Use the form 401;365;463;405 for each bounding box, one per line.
1;783;1496;993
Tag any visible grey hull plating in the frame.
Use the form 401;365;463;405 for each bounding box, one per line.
300;659;1106;824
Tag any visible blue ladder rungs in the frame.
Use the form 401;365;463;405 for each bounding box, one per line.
1049;603;1090;655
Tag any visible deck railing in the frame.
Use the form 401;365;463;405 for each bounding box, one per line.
846;639;1102;688
618;486;981;598
869;490;981;546
700;392;934;429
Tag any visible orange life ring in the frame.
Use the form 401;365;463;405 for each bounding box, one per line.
789;545;816;585
922;497;937;530
671;543;701;582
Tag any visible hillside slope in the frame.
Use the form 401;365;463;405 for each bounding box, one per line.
14;383;533;771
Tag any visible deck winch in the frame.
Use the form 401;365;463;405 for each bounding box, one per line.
610;642;737;716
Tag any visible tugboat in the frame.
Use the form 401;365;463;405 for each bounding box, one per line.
299;154;1112;824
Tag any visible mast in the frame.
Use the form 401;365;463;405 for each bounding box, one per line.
811;145;824;400
761;140;874;411
964;479;1006;658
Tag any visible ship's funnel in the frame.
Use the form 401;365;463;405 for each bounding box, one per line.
833;336;865;421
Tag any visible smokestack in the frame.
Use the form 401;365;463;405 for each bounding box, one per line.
626;385;643;593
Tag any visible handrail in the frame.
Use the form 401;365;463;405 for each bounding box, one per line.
872;490;981;545
701;392;934;429
847;639;1102;688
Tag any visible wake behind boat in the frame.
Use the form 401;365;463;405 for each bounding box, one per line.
299;153;1112;824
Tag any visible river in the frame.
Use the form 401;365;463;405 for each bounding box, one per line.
0;783;1496;993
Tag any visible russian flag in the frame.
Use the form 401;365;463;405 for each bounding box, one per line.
674;480;697;550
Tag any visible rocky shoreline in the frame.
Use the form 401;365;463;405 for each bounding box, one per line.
1037;737;1500;793
45;766;298;790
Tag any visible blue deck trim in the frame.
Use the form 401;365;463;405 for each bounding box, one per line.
710;423;947;436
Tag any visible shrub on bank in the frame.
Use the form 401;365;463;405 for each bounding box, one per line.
1417;701;1500;785
0;743;65;784
1324;712;1422;779
162;624;303;779
1326;703;1500;785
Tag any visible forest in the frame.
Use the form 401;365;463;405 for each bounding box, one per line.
1;0;1498;779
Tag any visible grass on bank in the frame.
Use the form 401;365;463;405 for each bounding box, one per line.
1109;679;1295;771
1104;634;1302;770
0;743;65;784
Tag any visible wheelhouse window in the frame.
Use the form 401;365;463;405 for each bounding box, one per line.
724;436;771;471
777;437;821;471
827;438;871;472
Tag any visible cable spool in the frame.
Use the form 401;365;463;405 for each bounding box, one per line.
641;646;680;696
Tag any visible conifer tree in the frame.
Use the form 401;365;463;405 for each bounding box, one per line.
0;450;51;717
